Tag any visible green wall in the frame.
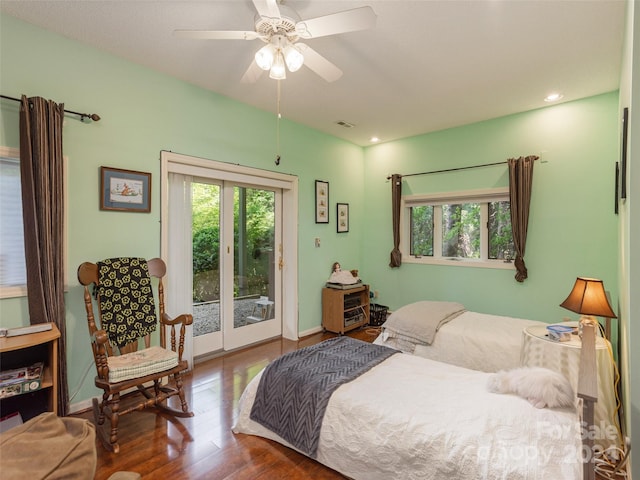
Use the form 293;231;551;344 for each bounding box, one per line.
618;0;638;475
0;14;363;406
0;13;623;413
363;92;620;326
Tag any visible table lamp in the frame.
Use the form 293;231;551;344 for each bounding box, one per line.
560;277;617;335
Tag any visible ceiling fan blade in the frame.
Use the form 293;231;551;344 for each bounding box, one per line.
296;43;343;82
241;60;264;84
173;30;260;40
252;0;281;20
295;6;376;39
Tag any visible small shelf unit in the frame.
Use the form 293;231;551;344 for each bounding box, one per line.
0;323;60;421
322;284;370;335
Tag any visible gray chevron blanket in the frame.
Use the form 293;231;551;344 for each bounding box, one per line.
249;336;399;458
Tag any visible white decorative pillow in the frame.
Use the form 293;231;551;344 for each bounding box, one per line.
381;301;465;345
487;367;575;409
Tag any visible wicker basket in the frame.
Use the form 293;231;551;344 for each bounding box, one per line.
369;303;389;326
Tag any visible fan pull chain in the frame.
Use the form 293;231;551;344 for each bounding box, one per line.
275;79;281;165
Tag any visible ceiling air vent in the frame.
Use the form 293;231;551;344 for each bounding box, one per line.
336;121;355;128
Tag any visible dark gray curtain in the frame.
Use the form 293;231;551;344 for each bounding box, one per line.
389;174;402;267
19;95;69;416
508;155;537;282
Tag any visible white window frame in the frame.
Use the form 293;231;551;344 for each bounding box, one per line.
0;146;68;298
401;187;515;270
160;150;299;344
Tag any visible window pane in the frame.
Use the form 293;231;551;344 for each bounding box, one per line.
488;201;514;260
0;157;26;287
410;205;433;256
441;203;480;258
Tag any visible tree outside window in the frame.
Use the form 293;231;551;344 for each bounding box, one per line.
410;205;433;256
407;191;514;265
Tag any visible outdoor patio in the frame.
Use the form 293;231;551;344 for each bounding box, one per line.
192;296;268;335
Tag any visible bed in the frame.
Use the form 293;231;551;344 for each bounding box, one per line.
374;301;621;451
373;301;547;372
233;336;586;480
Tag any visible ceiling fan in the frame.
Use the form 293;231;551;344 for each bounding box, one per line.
174;0;376;83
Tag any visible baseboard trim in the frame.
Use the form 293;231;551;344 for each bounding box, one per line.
69;382;155;415
298;325;323;338
70;397;94;415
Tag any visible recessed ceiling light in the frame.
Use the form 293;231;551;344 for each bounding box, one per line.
544;93;564;102
370;136;380;143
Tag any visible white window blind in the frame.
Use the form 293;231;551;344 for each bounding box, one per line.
0;149;27;292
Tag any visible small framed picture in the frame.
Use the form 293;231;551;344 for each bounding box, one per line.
315;180;329;223
615;162;619;215
337;203;349;233
100;166;151;212
620;107;628;200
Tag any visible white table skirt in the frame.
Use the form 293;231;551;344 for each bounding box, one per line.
521;325;621;448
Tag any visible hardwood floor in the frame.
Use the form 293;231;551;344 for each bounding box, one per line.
74;326;616;479
73;327;382;480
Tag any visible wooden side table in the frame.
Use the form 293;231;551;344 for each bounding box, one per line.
322;284;370;334
0;323;60;421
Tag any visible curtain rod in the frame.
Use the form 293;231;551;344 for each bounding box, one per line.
387;156;540;180
0;94;101;122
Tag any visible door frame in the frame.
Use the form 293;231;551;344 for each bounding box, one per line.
160;151;299;359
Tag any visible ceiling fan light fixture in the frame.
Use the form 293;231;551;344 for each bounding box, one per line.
269;52;287;79
178;3;377;84
255;44;275;70
284;44;304;72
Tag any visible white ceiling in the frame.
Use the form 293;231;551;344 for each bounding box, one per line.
0;0;626;146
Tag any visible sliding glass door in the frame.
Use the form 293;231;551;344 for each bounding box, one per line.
223;184;281;351
191;180;223;357
168;175;282;360
162;151;298;367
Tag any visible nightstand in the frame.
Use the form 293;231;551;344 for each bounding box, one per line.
521;324;620;448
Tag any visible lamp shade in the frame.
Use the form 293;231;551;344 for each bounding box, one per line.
560;277;617;318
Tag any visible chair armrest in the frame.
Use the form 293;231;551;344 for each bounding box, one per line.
160;313;193;362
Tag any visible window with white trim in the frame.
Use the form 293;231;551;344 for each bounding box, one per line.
402;188;515;269
0;147;27;297
0;146;68;298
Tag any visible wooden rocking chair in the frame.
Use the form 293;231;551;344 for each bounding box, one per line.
77;257;194;453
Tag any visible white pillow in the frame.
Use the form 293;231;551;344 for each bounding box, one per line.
487;367;575;409
382;301;465;345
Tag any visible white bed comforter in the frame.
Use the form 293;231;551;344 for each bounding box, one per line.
376;310;546;372
233;353;582;480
